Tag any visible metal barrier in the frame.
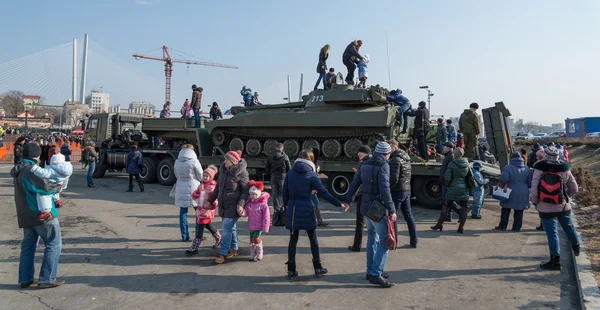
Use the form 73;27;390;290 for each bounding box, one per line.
0;141;83;163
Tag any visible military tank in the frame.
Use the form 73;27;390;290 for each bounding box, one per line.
204;84;408;160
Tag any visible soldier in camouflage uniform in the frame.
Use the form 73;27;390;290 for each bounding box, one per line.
458;102;480;160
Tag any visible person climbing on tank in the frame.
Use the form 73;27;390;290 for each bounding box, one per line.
251;92;262;106
314;44;330;90
357;54;369;88
241;86;253;107
386;89;411;134
405;101;430;160
209;102;223;120
324;68;337;90
342;40;363;85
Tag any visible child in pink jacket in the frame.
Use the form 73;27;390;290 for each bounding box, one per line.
185;165;220;255
244;180;270;262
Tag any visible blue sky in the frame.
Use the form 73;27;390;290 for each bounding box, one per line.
1;0;599;124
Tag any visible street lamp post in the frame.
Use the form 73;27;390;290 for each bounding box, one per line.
419;86;434;114
25;109;29;133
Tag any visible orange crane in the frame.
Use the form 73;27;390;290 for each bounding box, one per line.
133;45;238;104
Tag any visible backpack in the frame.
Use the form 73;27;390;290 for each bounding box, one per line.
538;172;566;204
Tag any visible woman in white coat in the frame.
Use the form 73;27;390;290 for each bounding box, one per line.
174;144;203;241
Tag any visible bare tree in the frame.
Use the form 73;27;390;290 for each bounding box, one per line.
66;104;90;127
0;90;25;117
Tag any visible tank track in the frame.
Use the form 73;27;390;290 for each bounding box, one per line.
214;130;386;162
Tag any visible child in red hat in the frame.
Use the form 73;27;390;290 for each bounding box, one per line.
185;165;220;255
242;180;270;261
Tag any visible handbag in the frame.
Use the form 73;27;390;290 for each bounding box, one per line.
465;168;478;190
272;205;287;226
492;182;512;201
386;217;397;250
365;164;387;222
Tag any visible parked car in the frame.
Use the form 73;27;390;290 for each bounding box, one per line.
548;131;566;138
514;132;533;141
585;132;600;138
533;133;549;140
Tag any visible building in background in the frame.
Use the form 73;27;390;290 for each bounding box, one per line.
63;100;90;127
565;117;600;138
128;101;155;116
551;123;565;130
86;90;110;113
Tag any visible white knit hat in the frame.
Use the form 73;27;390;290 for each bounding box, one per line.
50;153;66;165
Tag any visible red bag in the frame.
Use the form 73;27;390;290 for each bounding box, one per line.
386;217;397;250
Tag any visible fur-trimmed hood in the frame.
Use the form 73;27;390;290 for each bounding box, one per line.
533;160;571;172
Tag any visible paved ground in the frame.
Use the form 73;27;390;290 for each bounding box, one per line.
0;163;581;310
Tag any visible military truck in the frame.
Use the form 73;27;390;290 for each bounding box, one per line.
85;87;510;209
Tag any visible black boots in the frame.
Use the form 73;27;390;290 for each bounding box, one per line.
367;274;395;288
286;261;298;278
313;259;328;278
572;244;580;256
540;255;561;271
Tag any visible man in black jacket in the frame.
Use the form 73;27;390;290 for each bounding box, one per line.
342;40;363;85
388;140;418;248
406;101;430;160
528;143;542;168
348;145;372;252
265;143;291;214
440;142;455;222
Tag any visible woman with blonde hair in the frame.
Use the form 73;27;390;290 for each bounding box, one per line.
314;44;330;90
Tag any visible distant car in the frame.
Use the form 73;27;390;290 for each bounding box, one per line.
533;133;549;140
514;132;533;141
547;131;566;138
585;132;600;138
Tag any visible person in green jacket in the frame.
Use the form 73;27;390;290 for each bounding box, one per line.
430;147;470;233
458;102;481;160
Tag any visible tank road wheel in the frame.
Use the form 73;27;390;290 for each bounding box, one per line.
302;139;320;153
322;139;342;158
139;157;158;184
344;139;363;159
413;176;443;209
368;134;385;148
283;140;300;157
246;139;262;157
157;158;176;186
212;130;225;146
229;138;244;153
327;173;354;201
263;139;279;155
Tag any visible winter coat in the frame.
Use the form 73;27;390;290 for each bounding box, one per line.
563;149;569;162
181;103;192;118
456;133;465;148
30;162;73;213
444;158;470;202
358;60;368;79
324;72;336;90
209;106;223;120
530;160;578;215
60;144;71;162
440;150;454;183
84;146;98;162
346;153;396;216
265;150;291;175
160;107;171;118
316;50;328;74
40;145;50;161
459;109;480;136
342;41;363;63
499;157;531;210
208;159;250;218
11;159;61;228
192;180;217;224
174;148;203;208
472;168;484;202
13;142;23;164
436;123;448;143
528;146;542;168
406;107;430;132
47;148;56;165
241;88;253;101
386;91;410;108
125;150;143;175
245;192;271;232
389;149;411;192
447;124;457;144
191;88;203;109
284;158;342;231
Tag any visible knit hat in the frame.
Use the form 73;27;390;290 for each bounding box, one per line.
357;145;372;155
544;147;560;161
536;149;545;160
533;143;541;150
442;141;455;148
248;180;264;199
375;141;392;154
472;161;482;170
510;151;521;159
23;143;42;159
452;147;464;158
50;153;65;165
225;150;242;165
203;165;218;180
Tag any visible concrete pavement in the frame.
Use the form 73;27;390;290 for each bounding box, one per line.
0;164;580;309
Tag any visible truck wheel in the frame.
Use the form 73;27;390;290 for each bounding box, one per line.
93;163;108;178
157;158;176;186
139;157;158;184
327;173;353;201
413;176;443;209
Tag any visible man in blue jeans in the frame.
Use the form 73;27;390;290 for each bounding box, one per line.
11;143;64;289
84;141;98;187
191;85;203;128
387;140;418;248
346;141;396;288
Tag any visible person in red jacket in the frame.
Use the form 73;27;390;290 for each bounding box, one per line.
185;165;220;255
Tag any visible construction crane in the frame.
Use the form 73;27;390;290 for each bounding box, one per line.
132;45;238;104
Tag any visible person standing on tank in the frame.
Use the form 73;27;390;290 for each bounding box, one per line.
388;140;418;248
342;40;363;85
191;85;203;128
314;44;330;90
405;101;430;160
459;102;481;161
241;86;253;107
265;143;291;215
